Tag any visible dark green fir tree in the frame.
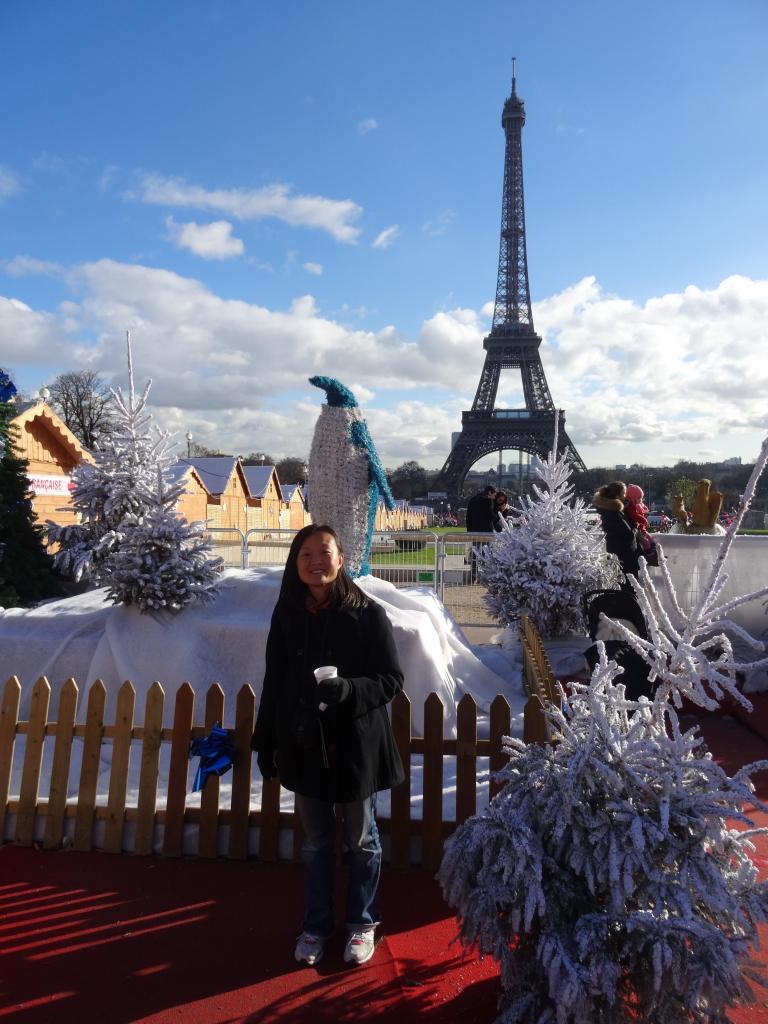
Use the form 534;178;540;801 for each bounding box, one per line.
0;369;61;607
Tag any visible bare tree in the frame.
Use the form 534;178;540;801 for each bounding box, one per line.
276;456;308;483
47;370;114;449
189;442;229;458
242;451;275;466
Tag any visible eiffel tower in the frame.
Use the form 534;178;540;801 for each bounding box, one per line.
436;63;585;496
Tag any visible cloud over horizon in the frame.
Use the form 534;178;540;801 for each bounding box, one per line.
2;260;767;467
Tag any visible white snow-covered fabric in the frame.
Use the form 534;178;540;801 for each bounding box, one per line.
657;534;768;639
0;570;514;736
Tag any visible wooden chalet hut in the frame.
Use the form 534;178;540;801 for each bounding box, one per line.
9;401;94;531
167;462;210;525
241;465;283;532
281;483;310;530
176;456;251;535
375;498;429;532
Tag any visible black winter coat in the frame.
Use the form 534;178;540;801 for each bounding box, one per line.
465;492;495;533
251;598;405;802
592;493;640;576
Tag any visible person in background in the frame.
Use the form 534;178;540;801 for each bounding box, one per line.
465;484;497;533
592;480;640;577
252;524;404;969
464;485;496;581
493;490;513;530
624;484;657;561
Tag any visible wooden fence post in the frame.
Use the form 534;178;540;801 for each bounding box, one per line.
390;690;412;869
455;694;477;826
16;677;51;846
104;681;136;854
489;695;511;800
135;682;164;856
229;684;255;860
422;693;445;873
44;678;79;849
199;683;225;858
163;683;195;857
74;680;106;851
0;677;21;844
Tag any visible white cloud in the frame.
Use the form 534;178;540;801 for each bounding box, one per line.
4;261;768;467
0;165;20;202
3;255;65;278
166;217;244;259
536;274;768;456
139;173;362;243
422;209;455;237
372;225;399;249
303;262;323;276
0;296;68;364
358;118;379;135
555;121;585;136
99;164;119;192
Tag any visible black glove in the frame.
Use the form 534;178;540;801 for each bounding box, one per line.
317;676;352;707
257;749;277;781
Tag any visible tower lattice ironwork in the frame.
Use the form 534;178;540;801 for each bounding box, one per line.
436;64;585;495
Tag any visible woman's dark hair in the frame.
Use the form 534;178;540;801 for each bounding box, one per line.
598;480;627;500
279;524;368;611
495;491;508;504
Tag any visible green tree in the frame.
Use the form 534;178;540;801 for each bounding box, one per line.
388;460;430;500
670;476;698;511
276;456;308;483
0;369;61;607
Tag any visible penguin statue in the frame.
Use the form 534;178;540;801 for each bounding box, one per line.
307;375;395;577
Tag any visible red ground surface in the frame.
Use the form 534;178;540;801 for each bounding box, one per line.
1;702;767;1024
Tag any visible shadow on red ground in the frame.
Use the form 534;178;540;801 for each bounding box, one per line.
1;703;767;1024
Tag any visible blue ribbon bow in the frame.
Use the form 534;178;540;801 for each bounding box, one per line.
189;722;236;792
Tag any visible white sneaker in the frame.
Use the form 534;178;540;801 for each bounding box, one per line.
343;928;376;965
294;931;325;965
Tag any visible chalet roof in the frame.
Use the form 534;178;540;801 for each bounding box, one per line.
282;483;305;504
241;464;283;501
177;456;238;495
167;461;209;492
10;402;94;465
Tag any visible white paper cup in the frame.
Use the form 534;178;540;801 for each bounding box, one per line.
314;665;337;711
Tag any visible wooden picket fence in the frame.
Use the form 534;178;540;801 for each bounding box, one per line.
0;674;512;873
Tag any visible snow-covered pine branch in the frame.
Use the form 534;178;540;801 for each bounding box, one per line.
439;646;768;1023
477;426;622;636
47;332;223;610
602;435;768;711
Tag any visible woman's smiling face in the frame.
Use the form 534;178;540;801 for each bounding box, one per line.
297;531;344;594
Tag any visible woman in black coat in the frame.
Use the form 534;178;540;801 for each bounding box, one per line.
592;480;641;577
252;523;404;968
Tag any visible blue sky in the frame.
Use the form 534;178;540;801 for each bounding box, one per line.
2;0;767;471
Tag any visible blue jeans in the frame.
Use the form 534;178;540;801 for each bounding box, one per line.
294;793;381;938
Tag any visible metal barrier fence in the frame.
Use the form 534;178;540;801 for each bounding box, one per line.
202;527;496;627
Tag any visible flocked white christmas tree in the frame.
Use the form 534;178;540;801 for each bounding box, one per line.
439;437;768;1023
477;418;623;636
47;333;222;611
